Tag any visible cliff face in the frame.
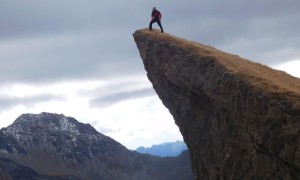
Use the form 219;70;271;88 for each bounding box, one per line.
133;29;300;180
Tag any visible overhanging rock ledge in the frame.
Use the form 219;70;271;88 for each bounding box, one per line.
133;29;300;180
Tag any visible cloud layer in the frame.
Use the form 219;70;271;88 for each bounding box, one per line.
0;0;299;148
1;0;299;84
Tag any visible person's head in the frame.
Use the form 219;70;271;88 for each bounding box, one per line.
153;7;157;11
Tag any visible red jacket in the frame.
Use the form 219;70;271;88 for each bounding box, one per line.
151;10;162;21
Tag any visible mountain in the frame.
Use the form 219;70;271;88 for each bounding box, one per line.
133;29;300;180
0;112;194;179
136;141;187;157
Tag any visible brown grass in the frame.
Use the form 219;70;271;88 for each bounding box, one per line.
136;29;300;105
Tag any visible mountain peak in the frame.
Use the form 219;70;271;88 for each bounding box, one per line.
136;140;188;157
133;29;300;179
0;112;194;179
9;112;98;135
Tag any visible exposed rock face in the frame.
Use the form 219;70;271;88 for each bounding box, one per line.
0;112;194;179
133;29;300;180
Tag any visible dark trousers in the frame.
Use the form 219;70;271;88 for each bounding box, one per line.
149;19;164;32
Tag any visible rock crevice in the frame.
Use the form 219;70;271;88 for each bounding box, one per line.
133;29;300;180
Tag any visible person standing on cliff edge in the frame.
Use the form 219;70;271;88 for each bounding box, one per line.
149;7;164;33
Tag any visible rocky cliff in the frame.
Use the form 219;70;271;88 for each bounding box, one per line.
133;29;300;180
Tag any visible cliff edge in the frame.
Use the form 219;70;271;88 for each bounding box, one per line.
133;29;300;180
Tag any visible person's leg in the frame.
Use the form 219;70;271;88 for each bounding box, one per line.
149;20;154;30
157;21;164;32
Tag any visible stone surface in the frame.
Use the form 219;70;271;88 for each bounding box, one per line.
133;29;300;180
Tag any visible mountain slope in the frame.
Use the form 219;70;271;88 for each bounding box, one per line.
136;141;187;157
133;29;300;180
0;112;194;179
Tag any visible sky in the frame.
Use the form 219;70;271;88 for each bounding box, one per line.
0;0;299;150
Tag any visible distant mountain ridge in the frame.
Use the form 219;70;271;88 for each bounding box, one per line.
136;141;188;157
0;112;194;179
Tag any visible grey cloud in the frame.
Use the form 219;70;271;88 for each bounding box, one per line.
0;31;145;83
0;0;150;84
78;75;152;99
0;0;152;40
0;94;65;112
0;1;128;40
165;0;300;65
94;125;121;134
0;0;299;85
90;88;155;108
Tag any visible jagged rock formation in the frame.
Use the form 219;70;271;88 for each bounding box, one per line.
0;112;194;179
133;29;300;180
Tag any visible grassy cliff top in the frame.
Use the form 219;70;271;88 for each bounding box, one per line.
134;29;300;107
